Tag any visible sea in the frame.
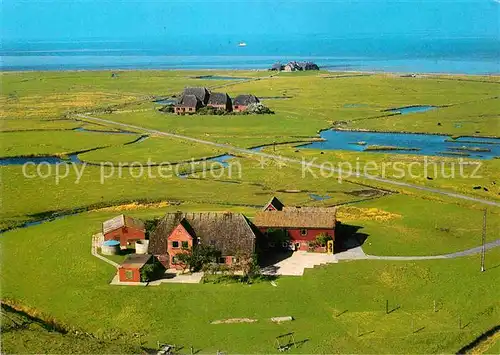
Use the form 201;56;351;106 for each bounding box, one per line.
2;36;499;74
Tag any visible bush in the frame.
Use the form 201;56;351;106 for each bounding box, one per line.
196;106;228;115
316;233;333;247
244;103;274;114
176;245;221;272
140;261;165;282
158;104;175;113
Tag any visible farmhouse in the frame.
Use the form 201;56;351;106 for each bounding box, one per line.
118;254;153;282
207;92;233;112
148;212;257;270
281;61;320;72
233;94;260;112
102;214;146;247
254;197;336;252
174;94;203;114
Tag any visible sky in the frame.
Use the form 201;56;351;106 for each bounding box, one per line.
2;0;499;42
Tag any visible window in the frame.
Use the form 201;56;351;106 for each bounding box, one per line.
125;270;133;280
300;229;308;236
181;241;189;249
232;257;238;264
219;257;226;264
172;241;179;248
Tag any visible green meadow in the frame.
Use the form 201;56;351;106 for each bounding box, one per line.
1;70;499;353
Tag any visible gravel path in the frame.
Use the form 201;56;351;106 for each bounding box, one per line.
76;114;500;207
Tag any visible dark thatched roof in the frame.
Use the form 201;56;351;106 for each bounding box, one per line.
233;94;260;106
253;209;337;229
149;212;256;256
103;215;145;234
180;87;210;104
177;94;201;108
263;196;284;211
208;92;231;105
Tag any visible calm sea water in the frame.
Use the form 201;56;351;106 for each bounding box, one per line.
2;37;499;74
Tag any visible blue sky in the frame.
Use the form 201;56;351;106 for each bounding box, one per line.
2;0;499;41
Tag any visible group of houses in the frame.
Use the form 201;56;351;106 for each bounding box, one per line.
174;87;260;115
100;197;337;282
270;61;320;72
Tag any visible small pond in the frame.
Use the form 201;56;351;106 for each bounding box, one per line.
386;105;437;115
299;130;500;160
0;154;82;166
310;194;331;201
154;98;177;105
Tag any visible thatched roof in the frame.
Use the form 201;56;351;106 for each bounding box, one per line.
263;196;284;211
283;206;337;213
149;212;256;256
254;210;336;229
177;94;201;108
208;92;231;106
233;94;260;106
102;215;145;234
181;87;210;104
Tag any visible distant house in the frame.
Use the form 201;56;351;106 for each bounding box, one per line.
283;61;301;72
174;94;203;115
254;197;336;252
103;215;146;247
270;62;284;71
233;94;260;112
149;212;257;270
263;196;285;211
283;61;319;72
118;254;153;282
207;92;233;112
299;61;319;71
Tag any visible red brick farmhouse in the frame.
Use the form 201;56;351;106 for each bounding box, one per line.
207;92;233;112
233;94;260;112
254;197;336;252
148;212;257;270
102;214;146;247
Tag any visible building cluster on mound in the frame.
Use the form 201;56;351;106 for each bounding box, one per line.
161;87;272;115
98;197;337;283
270;61;319;72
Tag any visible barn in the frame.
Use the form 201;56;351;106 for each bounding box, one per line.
118;254;153;282
148;212;257;270
102;215;146;248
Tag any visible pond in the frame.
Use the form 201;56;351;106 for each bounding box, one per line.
309;194;331;201
299;130;500;160
386;105;437;115
0;154;82;166
154;98;177;105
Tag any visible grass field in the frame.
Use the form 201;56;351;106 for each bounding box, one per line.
1;208;499;354
1;69;499;353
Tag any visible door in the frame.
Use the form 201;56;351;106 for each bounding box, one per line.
327;240;334;254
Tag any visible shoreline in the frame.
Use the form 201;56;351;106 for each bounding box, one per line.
2;68;499;77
